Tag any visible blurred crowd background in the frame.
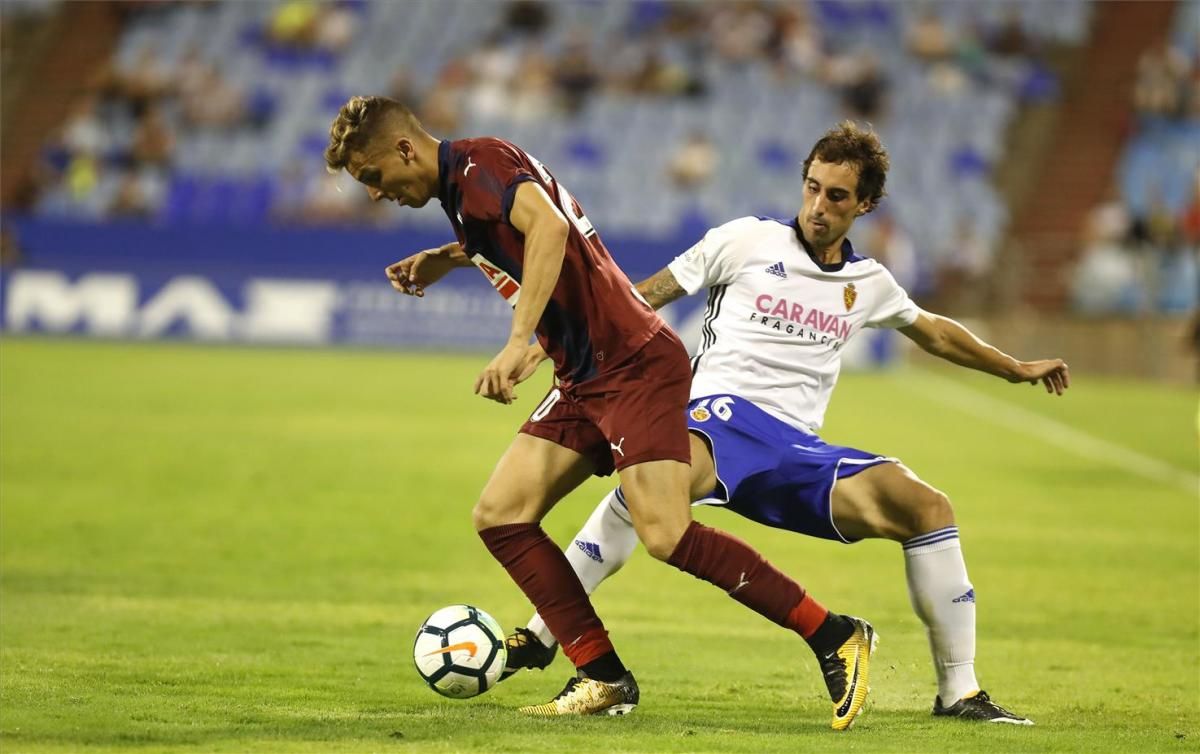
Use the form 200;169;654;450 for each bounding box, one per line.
0;0;1197;373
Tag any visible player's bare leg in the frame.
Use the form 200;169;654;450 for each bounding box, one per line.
613;459;692;560
830;462;953;543
473;433;637;715
620;458;876;731
832;463;1032;724
473;433;596;528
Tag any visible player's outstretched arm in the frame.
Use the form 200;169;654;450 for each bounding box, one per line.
474;182;569;404
385;242;471;296
898;309;1070;395
634;267;688;310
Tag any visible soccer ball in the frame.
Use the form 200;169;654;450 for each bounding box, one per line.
413;604;507;699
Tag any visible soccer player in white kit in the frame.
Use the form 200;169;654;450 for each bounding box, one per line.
504;122;1068;725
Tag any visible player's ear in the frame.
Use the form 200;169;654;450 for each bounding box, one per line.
855;198;872;216
395;136;415;162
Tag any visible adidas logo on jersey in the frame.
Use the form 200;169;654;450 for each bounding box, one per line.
575;540;603;563
765;261;787;279
952;589;975;603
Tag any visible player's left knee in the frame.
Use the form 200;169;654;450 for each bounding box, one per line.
640;525;684;562
471;493;522;531
905;488;955;537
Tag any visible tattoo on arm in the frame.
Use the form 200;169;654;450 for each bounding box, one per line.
636;268;687;310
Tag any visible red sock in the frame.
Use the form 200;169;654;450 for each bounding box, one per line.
788;594;830;638
478;523;614;668
667;521;825;637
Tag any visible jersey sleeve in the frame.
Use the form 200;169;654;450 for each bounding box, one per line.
864;266;920;329
667;217;757;295
457;141;537;225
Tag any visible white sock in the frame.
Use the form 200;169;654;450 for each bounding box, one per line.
527;487;639;648
903;526;980;704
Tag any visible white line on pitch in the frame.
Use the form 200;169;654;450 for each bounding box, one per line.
903;370;1199;496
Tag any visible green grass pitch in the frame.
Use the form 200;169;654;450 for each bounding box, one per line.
1;338;1196;753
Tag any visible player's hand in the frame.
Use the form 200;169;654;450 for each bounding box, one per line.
1011;359;1070;396
385;248;457;296
475;341;529;404
512;342;549;386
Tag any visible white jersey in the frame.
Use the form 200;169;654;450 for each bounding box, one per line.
668;216;920;433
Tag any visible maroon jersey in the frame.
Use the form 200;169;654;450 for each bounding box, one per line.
436;138;663;386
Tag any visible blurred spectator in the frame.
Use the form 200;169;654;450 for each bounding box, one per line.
131;106;175;167
954;22;990;83
833;53;889;121
666;130;717;190
420;87;463;135
934;220;994;314
314;2;358;55
907;9;954;63
1134;41;1191;120
554;30;600;116
110;171;158;219
926;59;969;97
710;4;773;66
1071;199;1143;314
504;0;552;37
1129;196;1180;250
175;46;209;101
60;94;111;159
420;57;471;134
268;0;319;49
465;34;519;121
181;64;246;130
626;44;689;96
769;5;825;79
988;9;1030;59
64;151;102;206
1130;196;1197;313
119;45;171;114
863;212;919;293
510;49;556;123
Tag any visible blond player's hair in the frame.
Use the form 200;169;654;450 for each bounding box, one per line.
324;95;420;172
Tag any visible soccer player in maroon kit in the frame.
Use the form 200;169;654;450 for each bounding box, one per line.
325;96;875;727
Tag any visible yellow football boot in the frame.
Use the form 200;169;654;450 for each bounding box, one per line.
519;672;639;716
818;616;877;730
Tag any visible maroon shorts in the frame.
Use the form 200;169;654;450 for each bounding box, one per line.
520;328;692;476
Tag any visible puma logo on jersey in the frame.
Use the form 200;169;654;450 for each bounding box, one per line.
610;437;626;457
464;157;477;176
729;572;751;595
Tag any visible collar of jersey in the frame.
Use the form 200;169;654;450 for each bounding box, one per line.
788;217;865;272
436;139;453;207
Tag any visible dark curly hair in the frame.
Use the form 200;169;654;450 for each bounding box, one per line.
802;121;890;212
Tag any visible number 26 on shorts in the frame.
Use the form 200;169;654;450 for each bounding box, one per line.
693;396;734;421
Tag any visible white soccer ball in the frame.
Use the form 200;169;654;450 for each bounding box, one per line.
413;604;507;699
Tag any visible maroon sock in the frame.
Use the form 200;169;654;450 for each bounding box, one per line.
478;523;616;669
667;521;820;635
